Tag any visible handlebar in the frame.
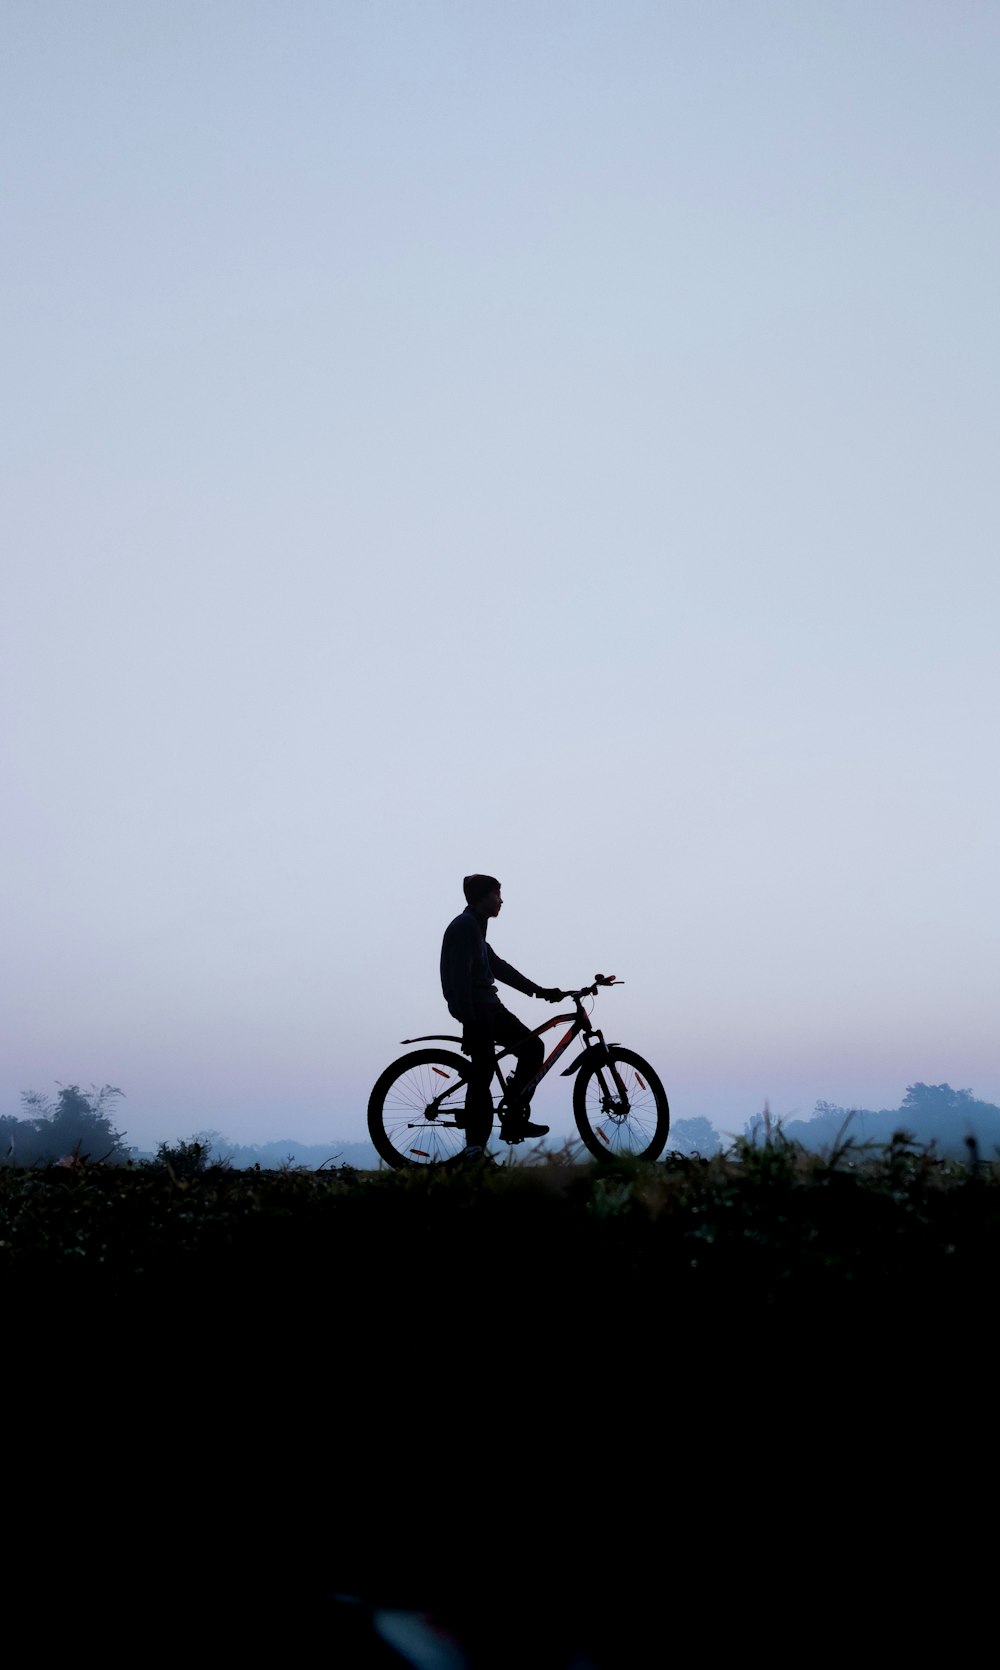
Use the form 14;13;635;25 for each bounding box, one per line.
562;973;622;1000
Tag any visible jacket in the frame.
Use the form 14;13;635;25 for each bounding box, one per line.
440;905;539;1023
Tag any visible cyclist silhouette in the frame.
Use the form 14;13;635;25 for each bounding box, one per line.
440;874;564;1158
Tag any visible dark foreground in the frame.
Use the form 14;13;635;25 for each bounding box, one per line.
6;1139;994;1664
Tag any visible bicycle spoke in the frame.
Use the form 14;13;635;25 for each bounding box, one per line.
573;1047;669;1162
369;1049;502;1168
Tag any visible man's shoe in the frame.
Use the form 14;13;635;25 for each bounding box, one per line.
499;1118;550;1143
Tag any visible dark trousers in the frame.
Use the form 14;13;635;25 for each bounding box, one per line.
457;1002;544;1149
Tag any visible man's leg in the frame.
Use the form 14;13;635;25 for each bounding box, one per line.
491;1006;544;1124
462;1012;499;1151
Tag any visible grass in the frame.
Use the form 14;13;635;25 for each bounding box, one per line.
6;1128;992;1659
5;1127;997;1328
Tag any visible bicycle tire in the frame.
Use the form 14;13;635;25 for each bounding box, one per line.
572;1046;669;1162
368;1048;480;1169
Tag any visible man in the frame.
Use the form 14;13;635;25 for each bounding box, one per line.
440;874;564;1160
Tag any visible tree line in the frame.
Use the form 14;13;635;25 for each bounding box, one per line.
5;1079;998;1170
745;1082;1000;1161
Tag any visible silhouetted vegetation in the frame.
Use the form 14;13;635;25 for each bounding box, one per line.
151;1135;219;1179
7;1129;988;1660
752;1080;1000;1159
1;1083;129;1167
5;1127;995;1333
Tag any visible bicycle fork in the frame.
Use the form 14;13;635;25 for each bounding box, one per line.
561;1030;632;1110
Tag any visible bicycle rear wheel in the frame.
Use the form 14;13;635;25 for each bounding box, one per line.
572;1046;669;1162
367;1049;478;1169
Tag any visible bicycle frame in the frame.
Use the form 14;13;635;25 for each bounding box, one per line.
400;984;630;1113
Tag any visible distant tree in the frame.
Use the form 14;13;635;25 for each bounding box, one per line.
901;1083;974;1114
669;1117;722;1157
782;1102;867;1149
776;1084;1000;1162
6;1083;130;1166
892;1083;1000;1157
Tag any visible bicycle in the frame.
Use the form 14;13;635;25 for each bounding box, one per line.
367;974;669;1168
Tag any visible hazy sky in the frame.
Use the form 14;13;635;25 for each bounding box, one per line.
4;2;997;1154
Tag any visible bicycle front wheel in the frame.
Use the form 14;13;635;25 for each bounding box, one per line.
572;1047;669;1162
368;1049;476;1169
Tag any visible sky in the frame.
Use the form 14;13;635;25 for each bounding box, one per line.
3;2;998;1155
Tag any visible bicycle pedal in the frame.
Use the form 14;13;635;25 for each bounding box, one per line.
499;1120;549;1144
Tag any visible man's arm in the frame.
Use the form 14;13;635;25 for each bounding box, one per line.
487;945;556;1000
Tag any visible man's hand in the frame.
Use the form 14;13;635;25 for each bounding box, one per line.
535;987;565;1003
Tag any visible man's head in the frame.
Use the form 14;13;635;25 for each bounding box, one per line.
463;874;502;917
